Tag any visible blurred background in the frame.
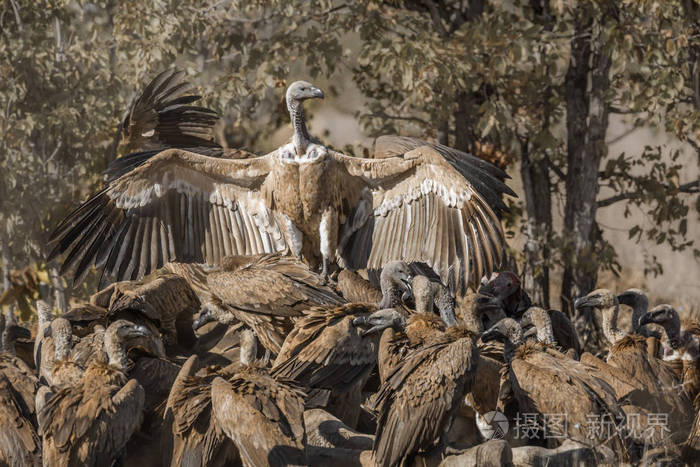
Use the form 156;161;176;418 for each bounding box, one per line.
1;0;698;320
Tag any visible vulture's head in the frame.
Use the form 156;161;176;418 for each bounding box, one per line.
381;261;412;293
481;317;523;346
617;288;649;310
36;300;52;327
50;318;74;360
286;81;324;106
486;271;521;299
520;307;554;344
574;289;617;310
640;304;681;347
353;308;406;337
193;303;216;331
109;320;151;341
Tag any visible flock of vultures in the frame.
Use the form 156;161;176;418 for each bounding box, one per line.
0;71;698;467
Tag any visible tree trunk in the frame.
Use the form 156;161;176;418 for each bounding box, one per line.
48;263;68;313
560;10;612;313
1;235;9;298
519;137;552;308
520;0;554;309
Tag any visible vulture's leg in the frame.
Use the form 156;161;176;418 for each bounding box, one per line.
281;214;304;259
320;208;338;283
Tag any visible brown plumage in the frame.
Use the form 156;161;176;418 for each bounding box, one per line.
575;290;692;437
337;269;382;304
34;300;56;380
69;325;107;370
618;288;662;357
38;320;147;467
116;69;222;164
370;325;478;467
360;310;445;384
641;304;700;400
271;263;412;397
106;274;200;349
212;330;307;467
482;318;628;451
189;254;346;354
411;274;457;326
59;304;107;338
520;306;581;358
164;354;240;467
270;303;396;427
49;78;512;295
45;318;84;388
0;312;40;466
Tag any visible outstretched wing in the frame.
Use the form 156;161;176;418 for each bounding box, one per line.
333;144;513;295
121;69;221;156
48;149;285;287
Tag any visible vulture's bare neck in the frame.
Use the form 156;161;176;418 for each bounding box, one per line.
662;315;683;350
104;330;129;372
601;305;626;345
288;98;311;156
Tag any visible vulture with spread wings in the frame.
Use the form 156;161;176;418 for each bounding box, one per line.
49;72;514;295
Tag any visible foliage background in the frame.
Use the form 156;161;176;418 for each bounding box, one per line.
1;0;698;319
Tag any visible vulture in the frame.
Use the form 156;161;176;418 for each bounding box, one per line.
640;304;700;460
163;354;241;467
189;253;346;354
271;304;404;427
106;273;200;349
357;309;445;384
271;261;411;373
574;290;692;438
34;301;52;370
481;317;629;451
480;270;531;319
640;304;700;402
617;288;661;357
59;304;107;338
411;274;457;326
44;318;84;388
48;75;514;296
520;306;580;359
337;269;383;304
211;329;308;467
0;312;41;467
370;324;479;467
481;273;581;357
38;320;147;467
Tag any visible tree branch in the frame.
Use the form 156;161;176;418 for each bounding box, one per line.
547;158;566;182
609;106;636;115
369;110;429;126
597;179;700;208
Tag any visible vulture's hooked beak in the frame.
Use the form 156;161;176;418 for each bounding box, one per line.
311;87;324;99
574;295;599;310
481;325;506;343
130;324;151;339
193;307;215;331
354;312;397;337
639;311;661;327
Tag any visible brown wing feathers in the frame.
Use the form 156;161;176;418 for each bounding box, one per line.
122;69;221;154
48;152;280;287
